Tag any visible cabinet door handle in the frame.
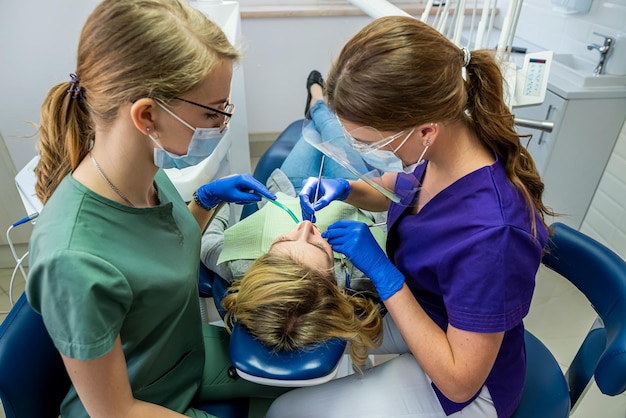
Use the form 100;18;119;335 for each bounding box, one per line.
538;104;555;145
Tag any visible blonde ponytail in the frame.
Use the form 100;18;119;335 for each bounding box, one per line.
36;81;92;203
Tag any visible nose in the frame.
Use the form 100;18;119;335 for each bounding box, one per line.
295;220;319;240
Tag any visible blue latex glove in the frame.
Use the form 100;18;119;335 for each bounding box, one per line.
299;177;350;223
322;220;404;300
196;173;276;209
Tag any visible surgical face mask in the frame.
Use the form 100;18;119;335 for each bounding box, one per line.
362;149;409;173
360;128;428;174
149;102;227;169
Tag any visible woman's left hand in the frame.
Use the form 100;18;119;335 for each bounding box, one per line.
196;173;276;209
323;220;404;300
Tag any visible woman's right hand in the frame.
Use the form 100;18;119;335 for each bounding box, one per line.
322;220;404;301
196;173;276;209
299;177;350;222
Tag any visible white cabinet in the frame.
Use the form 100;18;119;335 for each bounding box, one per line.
514;89;626;229
515;90;564;175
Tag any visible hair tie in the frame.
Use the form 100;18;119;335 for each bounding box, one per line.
67;73;85;100
461;47;471;68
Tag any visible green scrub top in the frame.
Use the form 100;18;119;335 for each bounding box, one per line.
27;170;206;416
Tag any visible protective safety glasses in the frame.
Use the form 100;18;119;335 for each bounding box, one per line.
341;121;408;154
302;119;422;207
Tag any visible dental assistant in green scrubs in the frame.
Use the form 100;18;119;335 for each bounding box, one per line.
26;1;285;417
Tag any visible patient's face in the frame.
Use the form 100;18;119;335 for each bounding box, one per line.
269;221;334;270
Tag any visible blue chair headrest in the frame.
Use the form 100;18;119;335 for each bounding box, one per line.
229;322;346;386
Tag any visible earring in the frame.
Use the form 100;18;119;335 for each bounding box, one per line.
426;138;431;146
146;127;152;133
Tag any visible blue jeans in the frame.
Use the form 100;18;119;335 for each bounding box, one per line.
279;100;361;192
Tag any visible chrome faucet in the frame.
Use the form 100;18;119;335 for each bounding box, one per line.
587;32;614;76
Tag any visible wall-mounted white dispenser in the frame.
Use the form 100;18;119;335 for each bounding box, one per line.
551;0;593;14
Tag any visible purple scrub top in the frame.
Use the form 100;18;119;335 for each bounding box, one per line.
387;158;548;417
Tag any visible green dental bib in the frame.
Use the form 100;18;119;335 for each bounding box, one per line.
218;192;386;264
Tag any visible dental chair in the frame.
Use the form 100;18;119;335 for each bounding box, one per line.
0;292;250;418
198;118;304;314
200;118;347;387
512;222;626;417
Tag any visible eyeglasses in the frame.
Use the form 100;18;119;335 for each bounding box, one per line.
174;97;235;132
338;117;407;153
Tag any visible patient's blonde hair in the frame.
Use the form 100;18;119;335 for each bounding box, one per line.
222;253;383;366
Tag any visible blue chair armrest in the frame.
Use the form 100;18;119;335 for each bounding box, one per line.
198;262;229;319
544;222;626;397
198;262;214;299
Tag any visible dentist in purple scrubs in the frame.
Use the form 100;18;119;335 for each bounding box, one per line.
267;16;554;418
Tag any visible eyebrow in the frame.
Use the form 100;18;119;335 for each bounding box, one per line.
207;97;230;107
271;238;334;265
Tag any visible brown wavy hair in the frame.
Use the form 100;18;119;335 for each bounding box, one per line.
222;253;383;366
35;0;239;203
325;16;554;236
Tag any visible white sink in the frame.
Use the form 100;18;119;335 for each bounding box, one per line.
551;53;626;88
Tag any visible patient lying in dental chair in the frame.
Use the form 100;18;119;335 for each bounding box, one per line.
201;147;387;366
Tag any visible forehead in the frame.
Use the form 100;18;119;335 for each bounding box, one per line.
270;241;333;270
189;60;233;104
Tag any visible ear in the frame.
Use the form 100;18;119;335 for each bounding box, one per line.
130;98;158;135
417;122;439;146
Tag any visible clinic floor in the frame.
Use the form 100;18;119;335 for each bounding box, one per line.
2;265;626;417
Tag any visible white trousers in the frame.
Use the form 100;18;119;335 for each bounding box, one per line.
266;315;497;418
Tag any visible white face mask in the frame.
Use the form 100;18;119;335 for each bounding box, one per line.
360;128;428;173
149;102;227;169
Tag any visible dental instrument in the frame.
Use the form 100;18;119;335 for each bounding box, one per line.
435;0;453;36
420;0;435;23
311;155;326;222
474;0;492;49
347;0;411;18
485;0;499;52
451;0;467;45
367;221;386;228
339;256;352;295
259;194;300;224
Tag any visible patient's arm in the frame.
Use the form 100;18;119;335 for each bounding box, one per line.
200;204;235;283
